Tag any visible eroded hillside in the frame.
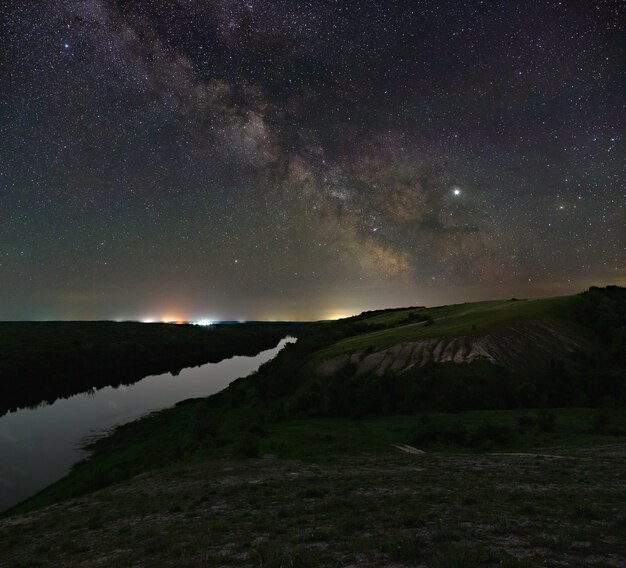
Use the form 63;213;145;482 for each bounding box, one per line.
315;321;591;377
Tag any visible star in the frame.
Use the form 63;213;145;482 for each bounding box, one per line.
0;0;621;320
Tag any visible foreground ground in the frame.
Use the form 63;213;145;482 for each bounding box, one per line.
2;444;624;567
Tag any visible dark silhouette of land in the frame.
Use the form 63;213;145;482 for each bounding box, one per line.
0;321;309;417
2;287;625;566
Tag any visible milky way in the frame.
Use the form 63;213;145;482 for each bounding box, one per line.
1;1;624;320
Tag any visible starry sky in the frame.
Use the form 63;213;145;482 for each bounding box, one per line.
1;0;624;321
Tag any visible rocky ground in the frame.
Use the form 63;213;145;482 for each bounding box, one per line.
1;444;625;567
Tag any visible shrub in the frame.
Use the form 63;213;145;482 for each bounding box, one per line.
191;402;220;441
412;420;469;447
517;414;534;432
246;421;268;437
591;406;624;435
536;408;556;432
471;421;516;447
232;433;260;458
592;408;613;433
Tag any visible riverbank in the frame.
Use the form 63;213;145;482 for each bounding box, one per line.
7;405;626;516
0;337;297;512
2;288;624;565
0;321;308;416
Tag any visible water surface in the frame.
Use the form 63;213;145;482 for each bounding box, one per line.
0;337;294;511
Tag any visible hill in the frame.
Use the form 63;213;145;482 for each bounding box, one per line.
214;286;625;418
314;296;591;376
2;286;625;566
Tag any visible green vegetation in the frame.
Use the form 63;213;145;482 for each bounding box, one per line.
9;405;626;516
0;321;308;416
6;286;626;516
213;286;626;419
317;294;582;358
2;286;625;566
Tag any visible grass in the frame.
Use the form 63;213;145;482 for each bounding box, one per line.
263;408;626;457
1;445;625;567
1;287;624;566
315;295;582;358
7;406;625;517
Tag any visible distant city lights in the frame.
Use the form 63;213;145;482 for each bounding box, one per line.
134;316;216;325
325;310;356;320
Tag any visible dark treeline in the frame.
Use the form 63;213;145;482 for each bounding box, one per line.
213;287;626;420
0;321;308;416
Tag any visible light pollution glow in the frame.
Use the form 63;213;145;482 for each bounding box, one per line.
135;308;359;324
1;3;623;323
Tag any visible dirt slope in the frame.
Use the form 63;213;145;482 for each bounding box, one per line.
315;321;590;377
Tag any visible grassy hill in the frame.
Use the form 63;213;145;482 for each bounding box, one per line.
2;287;625;566
6;287;625;512
315;295;583;358
210;287;625;419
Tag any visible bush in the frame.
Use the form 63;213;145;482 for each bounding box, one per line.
412;420;469;447
591;406;624;435
517;414;534;432
232;433;260;458
536;408;556;433
592;408;612;433
471;421;516;447
245;421;268;437
191;402;220;441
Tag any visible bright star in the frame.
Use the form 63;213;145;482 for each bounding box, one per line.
452;187;461;196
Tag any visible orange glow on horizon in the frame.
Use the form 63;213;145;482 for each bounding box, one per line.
161;315;187;324
324;310;357;321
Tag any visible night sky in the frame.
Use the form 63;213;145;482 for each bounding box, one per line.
1;1;624;321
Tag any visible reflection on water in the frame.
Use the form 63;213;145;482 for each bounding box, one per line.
0;337;295;512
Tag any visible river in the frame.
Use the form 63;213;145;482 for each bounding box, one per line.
0;336;295;512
